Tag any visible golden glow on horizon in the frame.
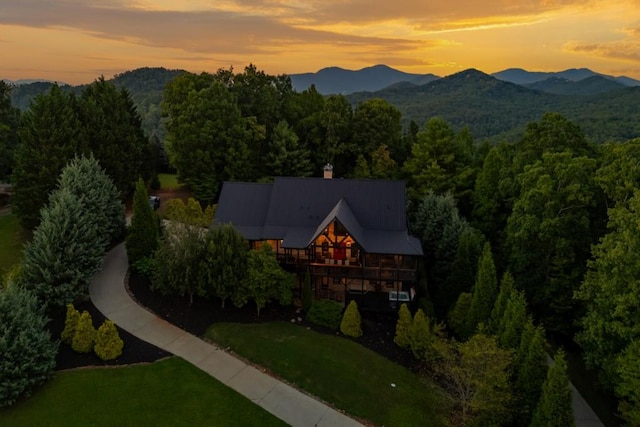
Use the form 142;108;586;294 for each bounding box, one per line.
0;0;638;84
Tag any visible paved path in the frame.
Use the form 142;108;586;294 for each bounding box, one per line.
89;244;362;427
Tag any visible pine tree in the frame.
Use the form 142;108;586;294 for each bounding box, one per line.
0;284;58;407
302;268;313;313
464;242;498;336
340;300;363;338
531;350;574;427
61;303;81;345
72;311;96;354
488;271;515;333
126;178;160;267
94;320;124;361
448;292;471;338
394;303;413;349
409;309;431;361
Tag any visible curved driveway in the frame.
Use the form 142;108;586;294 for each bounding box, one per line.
89;243;362;427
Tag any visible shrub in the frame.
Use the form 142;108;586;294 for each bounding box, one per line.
72;311;96;353
394;303;412;349
340;300;362;338
0;284;57;407
302;269;313;313
61;303;80;344
133;256;156;279
409;309;431;361
126;178;160;266
94;320;124;361
306;300;343;330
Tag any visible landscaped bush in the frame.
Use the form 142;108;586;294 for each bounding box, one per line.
0;284;57;407
340;300;362;338
409;309;431;361
306;300;343;330
94;320;124;361
61;303;80;345
394;303;412;349
72;311;96;354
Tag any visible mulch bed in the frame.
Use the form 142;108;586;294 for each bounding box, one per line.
52;271;418;373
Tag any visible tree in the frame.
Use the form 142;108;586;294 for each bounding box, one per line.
61;303;81;345
448;292;472;338
351;98;401;160
464;242;498;338
151;220;206;304
240;243;294;315
530;350;574;427
408;309;432;361
12;84;84;229
126;178;160;267
507;151;597;334
94;320;124;361
576;190;640;387
437;333;512;425
203;224;249;308
0;81;20;181
497;289;528;350
488;271;515;334
0;284;57;407
442;227;485;313
265;120;312;177
20;186;102;309
315;95;353;175
72;311;96;354
340;300;363;338
403;117;475;204
394;303;412;349
163;73;254;203
79;77;149;197
369;144;398;179
615;341;640;425
411;191;469;311
514;324;548;426
57;154;125;249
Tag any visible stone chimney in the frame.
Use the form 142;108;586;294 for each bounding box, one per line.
323;163;333;179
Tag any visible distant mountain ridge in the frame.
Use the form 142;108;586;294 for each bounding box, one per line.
289;64;440;95
491;67;639;87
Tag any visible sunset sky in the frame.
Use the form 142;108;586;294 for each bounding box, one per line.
1;0;639;84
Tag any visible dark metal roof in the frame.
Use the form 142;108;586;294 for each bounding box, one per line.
214;177;423;256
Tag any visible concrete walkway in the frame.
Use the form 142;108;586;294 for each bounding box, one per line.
89;244;362;427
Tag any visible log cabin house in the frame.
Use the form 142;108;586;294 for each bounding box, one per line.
213;167;423;311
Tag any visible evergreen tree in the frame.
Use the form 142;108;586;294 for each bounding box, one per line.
488;271;515;334
61;303;81;345
12;85;84;229
0;81;20;181
530;350;574;427
79;77;149;197
498;289;528;350
265;120;312;177
20;187;102;309
57;154;125;248
464;242;498;337
72;311;96;354
442;227;485;313
340;300;363;338
126;178;160;267
514;324;548;426
448;292;471;338
94;320;124;361
0;284;57;407
394;303;412;349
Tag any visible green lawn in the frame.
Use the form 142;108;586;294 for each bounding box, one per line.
158;173;182;190
0;357;286;427
0;214;26;276
205;322;451;426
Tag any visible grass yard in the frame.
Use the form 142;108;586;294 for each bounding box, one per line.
158;173;182;190
205;322;451;427
0;214;26;276
0;357;286;427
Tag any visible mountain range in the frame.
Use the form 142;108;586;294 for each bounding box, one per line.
5;65;640;144
289;65;639;95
